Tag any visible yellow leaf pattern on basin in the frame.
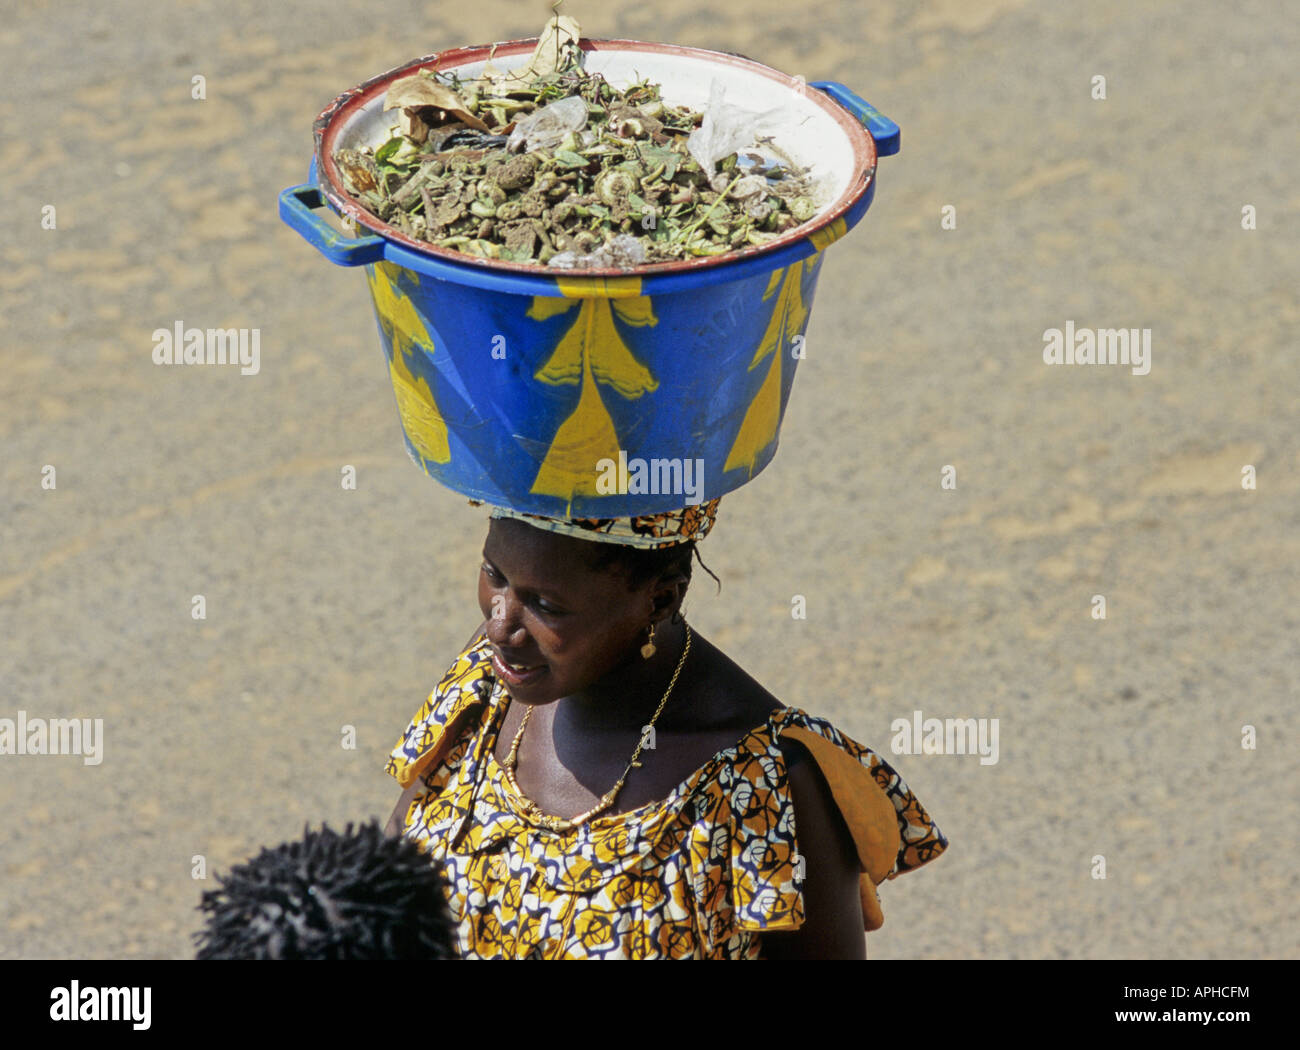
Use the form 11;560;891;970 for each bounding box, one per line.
723;253;821;476
526;295;659;511
367;260;450;465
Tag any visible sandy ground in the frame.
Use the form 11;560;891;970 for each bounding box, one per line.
0;0;1296;959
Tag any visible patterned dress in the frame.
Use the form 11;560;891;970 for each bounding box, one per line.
386;637;948;959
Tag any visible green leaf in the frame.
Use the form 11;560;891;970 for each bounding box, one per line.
639;145;682;181
375;137;403;164
553;150;588;169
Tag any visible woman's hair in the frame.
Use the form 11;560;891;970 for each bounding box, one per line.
584;540;721;593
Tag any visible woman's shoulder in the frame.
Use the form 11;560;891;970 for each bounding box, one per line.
683;638;947;881
765;706;948;880
675;697;949;942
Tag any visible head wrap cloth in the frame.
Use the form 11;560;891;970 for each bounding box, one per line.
476;497;721;550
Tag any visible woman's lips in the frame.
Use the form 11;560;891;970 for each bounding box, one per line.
491;649;547;686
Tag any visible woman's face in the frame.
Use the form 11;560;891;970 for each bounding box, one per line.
477;518;671;704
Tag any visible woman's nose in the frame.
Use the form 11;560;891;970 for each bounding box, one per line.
485;591;525;645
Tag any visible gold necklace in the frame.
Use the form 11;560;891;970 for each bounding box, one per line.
501;623;692;833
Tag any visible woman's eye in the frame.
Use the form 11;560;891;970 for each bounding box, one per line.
482;563;562;614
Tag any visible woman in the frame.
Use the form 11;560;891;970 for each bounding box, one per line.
384;500;947;959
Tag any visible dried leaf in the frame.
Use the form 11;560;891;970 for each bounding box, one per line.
480;14;581;94
336;149;379;193
384;74;490;132
399;108;430;144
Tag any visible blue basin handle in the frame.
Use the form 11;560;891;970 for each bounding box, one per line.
278;184;387;267
809;81;900;157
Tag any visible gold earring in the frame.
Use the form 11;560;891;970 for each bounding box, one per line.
640;622;657;660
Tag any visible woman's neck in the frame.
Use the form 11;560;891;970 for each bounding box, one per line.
560;618;695;733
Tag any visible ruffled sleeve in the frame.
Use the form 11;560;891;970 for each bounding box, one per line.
682;708;947;953
723;746;804;931
682;741;804;955
384;638;496;790
773;708;949;931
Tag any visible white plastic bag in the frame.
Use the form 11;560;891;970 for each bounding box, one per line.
686;79;788;177
547;233;648;269
507;95;589;154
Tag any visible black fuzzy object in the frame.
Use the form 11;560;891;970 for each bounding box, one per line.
194;820;458;960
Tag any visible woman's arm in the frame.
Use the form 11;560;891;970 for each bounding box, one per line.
759;738;867;959
384;778;425;838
